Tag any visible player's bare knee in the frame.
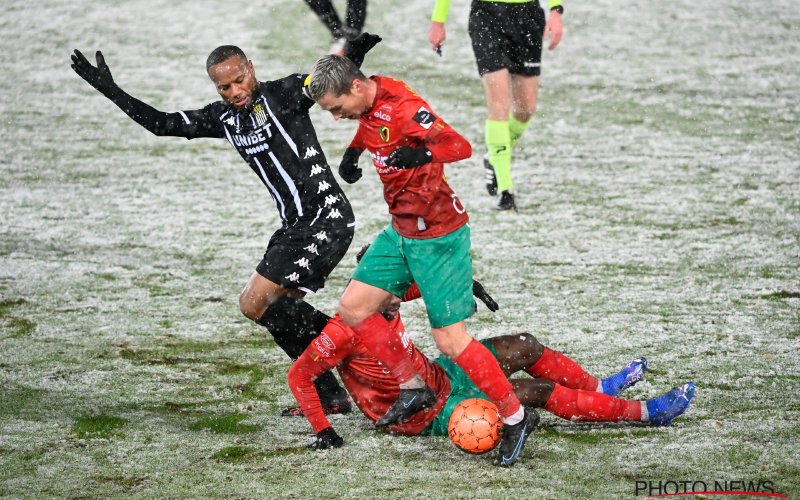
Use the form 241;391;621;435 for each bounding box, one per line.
513;109;534;123
338;300;366;327
238;291;263;321
518;333;545;360
433;334;466;359
434;338;459;359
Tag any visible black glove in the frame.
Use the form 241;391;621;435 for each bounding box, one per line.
472;280;499;312
385;147;432;169
71;49;117;96
344;33;382;68
308;427;344;450
338;147;363;184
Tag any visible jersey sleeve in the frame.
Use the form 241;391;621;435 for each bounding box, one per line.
103;85;225;139
397;96;472;164
431;0;452;23
348;124;366;150
275;73;316;113
287;318;355;433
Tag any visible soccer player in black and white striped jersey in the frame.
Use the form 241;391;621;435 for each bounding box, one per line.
70;34;381;416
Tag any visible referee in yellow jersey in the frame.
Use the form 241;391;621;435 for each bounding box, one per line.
428;0;564;211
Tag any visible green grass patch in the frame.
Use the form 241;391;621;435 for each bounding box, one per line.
758;290;800;300
188;413;261;434
71;414;128;439
0;298;28;316
3;316;36;338
209;445;282;463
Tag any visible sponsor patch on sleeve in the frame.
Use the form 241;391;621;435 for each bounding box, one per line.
412;106;436;130
313;332;336;358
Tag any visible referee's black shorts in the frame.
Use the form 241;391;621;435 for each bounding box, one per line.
256;219;355;294
468;0;546;77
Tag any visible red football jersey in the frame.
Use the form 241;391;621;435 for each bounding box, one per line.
288;313;451;436
349;76;472;239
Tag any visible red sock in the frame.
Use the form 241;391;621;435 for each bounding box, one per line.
528;347;600;391
544;384;642;422
455;339;521;418
352;313;417;384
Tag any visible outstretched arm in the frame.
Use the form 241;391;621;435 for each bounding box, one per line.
70;49;222;139
287;350;344;449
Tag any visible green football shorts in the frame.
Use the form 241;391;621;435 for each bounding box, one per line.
421;339;498;437
351;224;476;328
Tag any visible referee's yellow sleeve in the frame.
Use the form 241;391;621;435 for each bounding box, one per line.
434;0;562;20
431;0;451;23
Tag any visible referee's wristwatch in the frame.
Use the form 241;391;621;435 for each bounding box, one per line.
551;5;564;14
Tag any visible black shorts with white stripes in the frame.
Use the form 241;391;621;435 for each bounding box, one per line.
256;220;354;294
468;0;546;77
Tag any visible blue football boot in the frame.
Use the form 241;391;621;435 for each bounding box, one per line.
647;382;696;426
602;357;648;396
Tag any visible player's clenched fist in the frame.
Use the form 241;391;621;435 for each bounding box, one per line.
386;146;432;169
71;49;116;96
338;147;363;184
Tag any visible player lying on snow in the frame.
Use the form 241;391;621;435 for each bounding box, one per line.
287;269;696;466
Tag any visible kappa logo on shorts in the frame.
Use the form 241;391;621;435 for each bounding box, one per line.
326;208;343;219
294;257;311;269
304;243;319;255
285;272;300;282
412;106;436;130
324;194;338;207
317;180;331;193
310;164;324;176
303;146;319;159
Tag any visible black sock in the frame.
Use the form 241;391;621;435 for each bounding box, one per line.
304;0;344;38
344;0;367;38
257;296;348;405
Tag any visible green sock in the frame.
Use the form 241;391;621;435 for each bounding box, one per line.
508;114;530;149
485;119;512;193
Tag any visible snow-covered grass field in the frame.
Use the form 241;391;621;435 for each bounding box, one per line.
1;0;798;497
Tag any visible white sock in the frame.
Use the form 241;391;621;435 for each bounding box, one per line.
398;375;425;390
640;402;649;422
502;406;525;425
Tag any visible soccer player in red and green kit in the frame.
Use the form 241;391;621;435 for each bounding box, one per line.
307;55;537;467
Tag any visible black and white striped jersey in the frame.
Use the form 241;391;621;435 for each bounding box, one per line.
147;74;353;228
